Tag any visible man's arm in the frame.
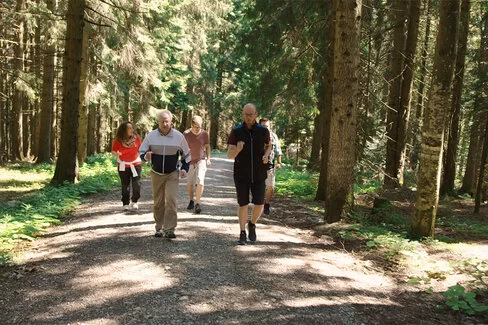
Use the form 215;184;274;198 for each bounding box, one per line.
227;142;244;159
262;142;271;165
205;143;211;165
139;135;152;161
274;133;283;169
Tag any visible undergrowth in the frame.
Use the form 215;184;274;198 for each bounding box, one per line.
0;154;123;265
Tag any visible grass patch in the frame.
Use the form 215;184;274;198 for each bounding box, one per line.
275;165;318;200
0;154;124;264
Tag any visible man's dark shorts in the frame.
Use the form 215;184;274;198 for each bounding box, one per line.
234;180;266;206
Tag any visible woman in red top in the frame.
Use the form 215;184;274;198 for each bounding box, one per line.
112;122;142;211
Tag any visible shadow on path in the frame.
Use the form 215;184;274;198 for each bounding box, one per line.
0;155;472;325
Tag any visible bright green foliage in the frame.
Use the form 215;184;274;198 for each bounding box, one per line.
436;216;488;238
444;284;488;315
275;165;318;200
235;0;328;149
0;155;121;264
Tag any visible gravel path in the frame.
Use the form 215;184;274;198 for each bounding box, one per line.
0;154;470;324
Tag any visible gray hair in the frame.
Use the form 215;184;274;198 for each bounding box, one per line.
158;109;173;121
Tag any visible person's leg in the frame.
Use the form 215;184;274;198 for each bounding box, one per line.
238;205;248;231
195;184;204;204
186;164;196;209
151;172;166;232
118;169;131;206
131;165;142;203
263;169;275;215
250;181;266;224
265;186;274;204
194;160;207;205
235;180;250;243
248;181;266;242
251;204;264;224
163;171;180;234
187;183;194;201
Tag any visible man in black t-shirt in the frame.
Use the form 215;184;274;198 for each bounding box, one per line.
227;103;271;245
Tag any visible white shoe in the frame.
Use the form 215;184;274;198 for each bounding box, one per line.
130;202;139;210
123;205;130;211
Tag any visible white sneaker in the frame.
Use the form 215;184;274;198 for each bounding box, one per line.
130;202;139;210
123;205;130;211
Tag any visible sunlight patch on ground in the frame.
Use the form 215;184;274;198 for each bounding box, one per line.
72;319;118;325
282;296;401;307
71;259;175;290
28;260;176;323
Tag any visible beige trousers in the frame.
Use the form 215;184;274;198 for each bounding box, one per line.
151;170;179;232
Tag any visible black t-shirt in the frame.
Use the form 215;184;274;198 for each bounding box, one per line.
228;122;270;183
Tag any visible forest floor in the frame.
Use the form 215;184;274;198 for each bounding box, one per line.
1;154;487;324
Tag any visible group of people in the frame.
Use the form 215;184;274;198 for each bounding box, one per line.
111;104;282;244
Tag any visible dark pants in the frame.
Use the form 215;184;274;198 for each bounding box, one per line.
118;165;142;205
234;180;266;207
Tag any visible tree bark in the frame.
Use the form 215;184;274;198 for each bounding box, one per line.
474;10;488;212
322;0;361;223
51;0;85;185
11;0;25;160
316;2;336;202
410;0;432;171
441;0;471;195
77;27;89;164
37;0;56;163
384;0;408;188
412;0;460;238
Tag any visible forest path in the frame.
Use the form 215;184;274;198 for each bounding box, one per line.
0;154;461;324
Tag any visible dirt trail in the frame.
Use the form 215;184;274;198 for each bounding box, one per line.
0;155;473;324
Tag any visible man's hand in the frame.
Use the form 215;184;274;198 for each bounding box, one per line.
144;151;153;161
236;141;245;152
276;162;282;170
262;156;269;164
180;170;187;179
206;159;211;166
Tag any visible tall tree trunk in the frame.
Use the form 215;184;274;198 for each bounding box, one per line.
37;0;56;163
11;0;25;160
410;0;432;171
384;0;408;188
412;0;460;238
77;27;89;164
322;0;361;223
475;119;488;213
309;2;330;171
96;102;104;153
460;112;483;194
87;103;97;156
51;0;85;185
316;2;336;202
210;65;223;149
32;3;42;159
0;72;5;161
397;0;420;176
310;62;327;171
441;0;471;195
474;10;488;212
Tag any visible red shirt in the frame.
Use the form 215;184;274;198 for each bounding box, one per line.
112;136;142;167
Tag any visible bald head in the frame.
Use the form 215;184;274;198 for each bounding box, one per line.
242;103;257;128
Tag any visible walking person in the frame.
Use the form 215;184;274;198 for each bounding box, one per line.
227;103;271;245
112;121;142;211
184;115;211;214
139;110;191;239
259;118;283;215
